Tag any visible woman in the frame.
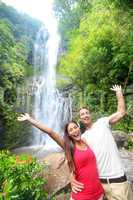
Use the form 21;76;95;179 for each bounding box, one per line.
18;113;104;200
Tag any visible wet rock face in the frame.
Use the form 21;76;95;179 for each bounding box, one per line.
43;152;70;195
112;131;133;188
120;149;133;194
119;149;133;187
112;130;128;148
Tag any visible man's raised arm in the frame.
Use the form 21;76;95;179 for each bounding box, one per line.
108;85;126;124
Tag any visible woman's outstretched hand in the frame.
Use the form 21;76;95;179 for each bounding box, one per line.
17;113;30;121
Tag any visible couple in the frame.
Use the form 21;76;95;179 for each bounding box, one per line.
18;85;131;200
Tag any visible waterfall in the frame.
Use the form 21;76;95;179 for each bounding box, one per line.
32;12;72;150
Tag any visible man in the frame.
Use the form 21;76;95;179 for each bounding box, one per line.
71;85;132;200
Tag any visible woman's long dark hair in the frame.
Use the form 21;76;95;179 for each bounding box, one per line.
64;121;79;174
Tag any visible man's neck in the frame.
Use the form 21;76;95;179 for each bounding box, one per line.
85;122;93;130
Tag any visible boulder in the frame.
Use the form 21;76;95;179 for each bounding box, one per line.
43;151;70;196
119;149;133;182
112;130;128;148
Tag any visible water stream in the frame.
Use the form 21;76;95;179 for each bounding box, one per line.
31;5;72;150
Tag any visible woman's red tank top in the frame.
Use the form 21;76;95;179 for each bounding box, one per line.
71;146;104;200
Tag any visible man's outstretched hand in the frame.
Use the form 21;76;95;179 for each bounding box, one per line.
108;84;125;124
110;85;122;94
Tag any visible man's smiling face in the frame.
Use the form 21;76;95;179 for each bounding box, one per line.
79;108;92;128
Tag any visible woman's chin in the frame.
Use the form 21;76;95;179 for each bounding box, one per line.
74;136;81;141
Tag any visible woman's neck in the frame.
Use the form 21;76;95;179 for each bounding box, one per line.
75;140;87;150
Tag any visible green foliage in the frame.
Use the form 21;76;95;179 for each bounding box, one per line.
0;20;14;64
55;0;133;132
53;0;91;49
0;19;26;148
0;102;30;149
0;150;47;199
56;3;132;100
0;2;43;148
126;140;133;150
59;1;133;87
0;19;25;97
0;2;41;78
0;2;41;41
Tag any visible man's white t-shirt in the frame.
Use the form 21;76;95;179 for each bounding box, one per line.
81;117;125;179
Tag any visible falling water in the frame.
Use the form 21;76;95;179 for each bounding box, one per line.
32;9;72;150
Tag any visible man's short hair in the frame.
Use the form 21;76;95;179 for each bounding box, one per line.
79;106;91;113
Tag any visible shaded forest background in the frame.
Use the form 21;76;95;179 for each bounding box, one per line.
0;0;133;149
54;0;133;132
0;2;43;148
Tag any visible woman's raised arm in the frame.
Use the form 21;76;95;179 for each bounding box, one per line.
17;113;65;149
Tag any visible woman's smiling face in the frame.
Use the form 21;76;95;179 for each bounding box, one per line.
67;122;81;141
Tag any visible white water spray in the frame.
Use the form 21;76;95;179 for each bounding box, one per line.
32;3;72;150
